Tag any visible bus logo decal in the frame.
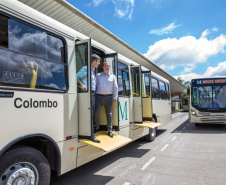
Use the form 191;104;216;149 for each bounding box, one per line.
119;101;128;121
14;98;58;108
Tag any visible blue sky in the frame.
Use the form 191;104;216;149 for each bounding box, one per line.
67;0;226;82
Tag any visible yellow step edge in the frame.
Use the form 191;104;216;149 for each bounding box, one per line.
134;121;161;128
79;131;132;152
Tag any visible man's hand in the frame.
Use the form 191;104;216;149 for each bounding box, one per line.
82;84;87;91
112;99;117;105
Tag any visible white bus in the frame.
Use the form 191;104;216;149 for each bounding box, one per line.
189;77;226;126
0;1;171;184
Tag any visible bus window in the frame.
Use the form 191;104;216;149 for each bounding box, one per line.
76;43;88;93
118;62;130;96
159;81;167;100
151;77;160;99
142;73;150;97
131;67;140;97
0;15;66;91
166;83;170;99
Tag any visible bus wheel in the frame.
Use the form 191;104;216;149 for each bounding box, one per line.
0;147;50;185
144;127;157;142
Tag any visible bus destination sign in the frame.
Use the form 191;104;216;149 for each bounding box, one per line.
192;78;226;85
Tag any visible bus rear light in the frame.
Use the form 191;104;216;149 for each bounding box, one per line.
69;147;75;151
66;135;77;140
66;136;72;140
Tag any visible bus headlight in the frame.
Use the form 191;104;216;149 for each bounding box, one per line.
191;109;197;116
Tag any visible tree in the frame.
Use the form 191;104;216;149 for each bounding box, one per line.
177;77;190;88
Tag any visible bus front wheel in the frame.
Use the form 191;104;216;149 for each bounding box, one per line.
0;147;50;185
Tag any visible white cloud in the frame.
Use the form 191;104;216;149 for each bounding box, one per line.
93;0;105;7
201;27;219;38
149;22;181;35
113;0;135;20
174;73;204;82
204;61;226;76
174;61;226;82
144;29;226;71
181;67;194;74
91;0;134;19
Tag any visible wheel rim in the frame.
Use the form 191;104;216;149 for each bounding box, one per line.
151;128;156;138
0;163;39;185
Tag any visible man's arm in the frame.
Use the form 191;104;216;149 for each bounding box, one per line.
76;66;88;91
77;78;87;91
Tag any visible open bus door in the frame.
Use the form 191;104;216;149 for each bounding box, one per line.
131;65;143;123
98;53;119;131
75;39;92;139
78;51;131;152
134;70;160;142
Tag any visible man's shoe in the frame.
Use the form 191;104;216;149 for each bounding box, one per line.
108;131;113;138
91;135;100;143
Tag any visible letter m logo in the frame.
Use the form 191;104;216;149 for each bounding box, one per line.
119;101;128;121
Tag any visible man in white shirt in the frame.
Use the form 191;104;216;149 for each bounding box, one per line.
95;62;118;138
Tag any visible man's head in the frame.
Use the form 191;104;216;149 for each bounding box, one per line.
103;62;111;74
91;54;100;69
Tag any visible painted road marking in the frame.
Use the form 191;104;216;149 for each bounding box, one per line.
140;157;156;171
171;136;177;141
123;182;130;185
160;144;169;151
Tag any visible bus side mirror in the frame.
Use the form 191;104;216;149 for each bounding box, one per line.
187;88;190;95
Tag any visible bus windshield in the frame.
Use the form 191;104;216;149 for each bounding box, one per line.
192;85;226;110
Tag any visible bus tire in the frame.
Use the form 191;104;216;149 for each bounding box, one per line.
0;147;50;185
144;127;157;142
144;118;157;142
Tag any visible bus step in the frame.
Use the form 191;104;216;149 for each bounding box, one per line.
79;131;132;152
134;121;161;128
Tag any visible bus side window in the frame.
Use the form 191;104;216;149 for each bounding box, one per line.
118;62;130;96
0;14;66;91
131;67;140;97
166;83;170;99
151;77;160;99
159;81;167;100
75;43;88;93
142;73;150;98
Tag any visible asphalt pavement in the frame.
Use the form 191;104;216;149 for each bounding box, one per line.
50;112;226;185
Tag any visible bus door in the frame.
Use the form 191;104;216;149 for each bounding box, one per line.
75;39;92;139
142;71;152;120
98;53;119;131
131;65;143;123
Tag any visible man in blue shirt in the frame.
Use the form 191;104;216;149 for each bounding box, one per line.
77;54;101;142
95;62;118;138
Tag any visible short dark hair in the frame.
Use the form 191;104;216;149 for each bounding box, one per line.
91;54;100;62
